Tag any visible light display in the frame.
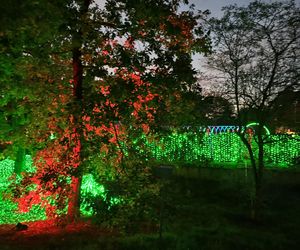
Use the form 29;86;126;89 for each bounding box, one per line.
80;174;106;216
146;132;299;167
264;135;300;167
0;158;14;187
246;122;271;135
207;125;241;134
0;131;299;224
0;157;47;224
0;157;120;223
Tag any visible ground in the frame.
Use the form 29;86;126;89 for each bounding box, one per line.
0;220;114;250
0;167;299;250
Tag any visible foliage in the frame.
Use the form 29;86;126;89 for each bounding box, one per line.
269;89;300;132
83;133;162;232
0;157;46;224
0;0;210;219
199;95;235;125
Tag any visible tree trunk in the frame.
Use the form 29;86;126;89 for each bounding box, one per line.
67;40;84;221
251;129;265;221
239;133;261;221
251;172;263;221
67;175;82;221
65;0;91;223
15;147;25;175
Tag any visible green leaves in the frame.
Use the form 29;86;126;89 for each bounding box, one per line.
0;0;211;220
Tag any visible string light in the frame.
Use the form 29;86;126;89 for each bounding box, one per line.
148;132;299;167
80;174;106;216
0;157;47;224
0;130;299;224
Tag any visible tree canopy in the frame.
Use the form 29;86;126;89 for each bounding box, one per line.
206;0;300;127
0;0;210;220
205;0;300;220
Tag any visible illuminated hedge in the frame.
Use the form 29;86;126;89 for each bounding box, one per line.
0;157;47;224
0;157;117;224
148;133;299;167
0;133;299;224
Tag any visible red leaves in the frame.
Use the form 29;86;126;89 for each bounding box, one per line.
16;65;160;218
124;36;135;49
156;14;197;52
18;191;42;213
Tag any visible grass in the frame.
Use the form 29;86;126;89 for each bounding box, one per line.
0;167;299;249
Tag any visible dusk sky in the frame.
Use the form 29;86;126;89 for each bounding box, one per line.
95;0;300;17
94;0;300;72
182;0;300;16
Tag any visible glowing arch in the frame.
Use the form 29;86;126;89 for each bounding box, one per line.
246;122;270;135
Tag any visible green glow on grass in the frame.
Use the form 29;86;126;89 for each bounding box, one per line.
0;199;47;225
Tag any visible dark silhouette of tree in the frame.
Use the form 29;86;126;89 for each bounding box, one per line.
270;89;300;132
206;0;300;220
199;95;234;125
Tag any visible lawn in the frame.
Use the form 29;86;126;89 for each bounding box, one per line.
0;167;299;250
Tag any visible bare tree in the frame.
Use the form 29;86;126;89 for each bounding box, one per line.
206;0;300;220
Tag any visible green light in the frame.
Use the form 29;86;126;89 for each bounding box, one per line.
0;156;122;223
147;132;299;166
0;158;14;186
0;131;299;224
81;174;105;197
246;122;271;135
0;157;47;224
50;133;56;140
80;174;121;216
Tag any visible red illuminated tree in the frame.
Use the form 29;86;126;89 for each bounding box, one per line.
1;0;209;221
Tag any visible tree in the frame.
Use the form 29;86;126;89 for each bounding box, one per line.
1;0;209;221
199;95;234;125
206;0;300;219
269;88;300;132
0;0;69;182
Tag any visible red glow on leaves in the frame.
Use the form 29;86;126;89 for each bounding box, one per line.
124;36;135;49
102;50;109;56
99;86;110;96
18;191;42;213
142;123;150;134
16;65;161;218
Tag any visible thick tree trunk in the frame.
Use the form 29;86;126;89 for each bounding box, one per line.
67;0;91;222
67;176;82;221
15;147;25;175
67;44;84;222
